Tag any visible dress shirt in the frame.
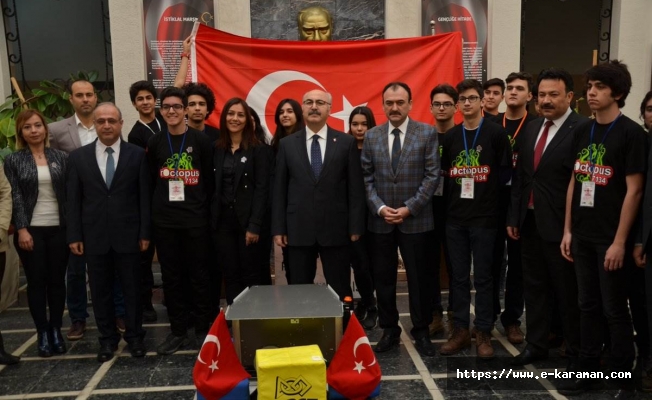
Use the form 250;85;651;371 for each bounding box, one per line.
95;138;121;183
306;124;327;164
75;114;97;146
534;107;572;152
386;117;410;162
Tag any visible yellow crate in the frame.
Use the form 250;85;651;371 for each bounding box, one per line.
255;345;326;400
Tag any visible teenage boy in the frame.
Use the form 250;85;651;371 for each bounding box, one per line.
182;82;220;143
560;60;646;396
482;78;505;117
439;79;511;359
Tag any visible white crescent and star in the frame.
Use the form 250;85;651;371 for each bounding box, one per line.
197;334;220;365
352;336;377;374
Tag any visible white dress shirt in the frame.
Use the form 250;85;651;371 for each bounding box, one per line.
534;107;572;152
306;124;328;163
95;138;121;183
75;114;97;146
387;117;410;162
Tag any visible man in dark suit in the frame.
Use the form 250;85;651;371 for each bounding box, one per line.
361;82;439;356
272;89;365;300
67;103;151;362
507;68;586;367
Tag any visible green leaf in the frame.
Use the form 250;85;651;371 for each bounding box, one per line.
88;70;99;82
32;88;47;97
43;93;57;106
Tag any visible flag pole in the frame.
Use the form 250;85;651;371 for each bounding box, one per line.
430;20;436;36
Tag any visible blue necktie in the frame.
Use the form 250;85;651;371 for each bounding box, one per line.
391;128;401;173
311;135;322;179
105;147;115;187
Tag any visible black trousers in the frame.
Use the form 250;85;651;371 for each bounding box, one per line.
520;211;580;355
14;226;68;331
349;234;376;307
369;229;433;338
431;195;452;314
288;243;352;301
87;249;144;346
139;240;156;307
214;205;264;304
155;225;212;336
625;255;649;361
258;209;273;286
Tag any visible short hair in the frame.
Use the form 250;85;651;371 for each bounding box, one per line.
429;83;458;104
347;106;377;135
536;68;574;93
159;86;187;107
271;99;304;153
506;72;534;92
129;80;157;103
94;102;123;120
182;82;216;119
382;82;412;101
456;79;483;98
585;60;632;108
482;78;505;93
641;90;652;128
15;109;49;150
68;79;94;95
248;106;268;144
217;98;258;150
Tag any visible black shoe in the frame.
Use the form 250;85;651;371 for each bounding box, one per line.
142;304;158;323
511;347;547;366
97;343;118;362
375;329;400;353
37;330;52;358
157;333;189;355
414;336;437;357
0;332;19;365
361;307;378;330
354;302;367;320
557;377;604;396
129;339;146;358
50;327;67;354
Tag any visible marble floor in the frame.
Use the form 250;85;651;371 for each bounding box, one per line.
1;273;651;399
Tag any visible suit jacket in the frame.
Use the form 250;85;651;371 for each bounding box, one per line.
0;166;11;253
4;148;68;230
272;126;365;246
66;139;151;255
210;143;273;234
361;119;439;234
49;115;83;153
508;112;588;242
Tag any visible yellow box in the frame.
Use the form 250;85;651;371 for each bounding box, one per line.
256;345;326;400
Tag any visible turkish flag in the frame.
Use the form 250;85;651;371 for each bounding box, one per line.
191;23;463;135
327;314;381;400
193;311;250;399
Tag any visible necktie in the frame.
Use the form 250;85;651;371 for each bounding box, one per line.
311;135;322;178
105;147;115;187
528;120;553;208
391;128;401;173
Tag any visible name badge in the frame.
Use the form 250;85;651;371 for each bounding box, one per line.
580;181;595;208
460;177;474;199
169;180;185;202
434;177;444;196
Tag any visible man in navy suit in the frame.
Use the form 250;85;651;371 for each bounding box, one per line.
67;103;151;362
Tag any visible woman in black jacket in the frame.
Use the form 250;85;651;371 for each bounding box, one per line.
4;110;69;357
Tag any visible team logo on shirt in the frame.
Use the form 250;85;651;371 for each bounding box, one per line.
574;144;613;186
160;151;200;185
448;149;490;183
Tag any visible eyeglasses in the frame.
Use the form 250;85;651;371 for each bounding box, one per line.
431;102;454;109
161;104;184;111
95;118;120;125
458;96;480;104
303;99;331;107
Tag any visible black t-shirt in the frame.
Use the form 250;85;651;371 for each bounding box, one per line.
146;127;215;228
203;124;220;144
492;112;537;169
571;115;647;244
441;119;512;228
128;114;167;149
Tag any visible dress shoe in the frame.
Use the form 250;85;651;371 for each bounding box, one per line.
128;339;146;358
354;302;367;319
428;312;444;336
556;376;604;395
157;333;189;355
440;327;471;355
66;321;86;340
143;304;158;323
475;330;494;359
361;307;378;330
414;336;437;357
37;330;52;358
505;324;524;344
374;330;400;353
511;347;547;366
0;332;19;365
116;317;126;334
49;327;67;354
97;343;118;362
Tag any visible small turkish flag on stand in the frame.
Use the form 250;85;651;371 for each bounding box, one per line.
327;314;382;400
193;311;250;400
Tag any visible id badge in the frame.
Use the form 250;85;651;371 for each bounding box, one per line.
434;177;444;196
460;177;474;199
580;181;595;207
169;180;185;202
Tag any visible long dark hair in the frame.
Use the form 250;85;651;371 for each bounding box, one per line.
347;106;377;135
249;106;268;144
216;98;259;150
271;99;304;153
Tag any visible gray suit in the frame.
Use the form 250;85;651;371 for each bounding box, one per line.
49;116;83;153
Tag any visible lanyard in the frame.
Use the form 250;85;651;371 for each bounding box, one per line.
588;114;621;177
166;128;188;179
139;118;161;135
502;111;527;141
462;118;484;168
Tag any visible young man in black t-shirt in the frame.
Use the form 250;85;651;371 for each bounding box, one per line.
559;61;646;395
439;79;511;359
182;82;220;143
482;78;504;117
146;87;215;356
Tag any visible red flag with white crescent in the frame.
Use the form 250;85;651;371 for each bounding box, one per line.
191;23;463;135
193;311;250;399
327;314;381;400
